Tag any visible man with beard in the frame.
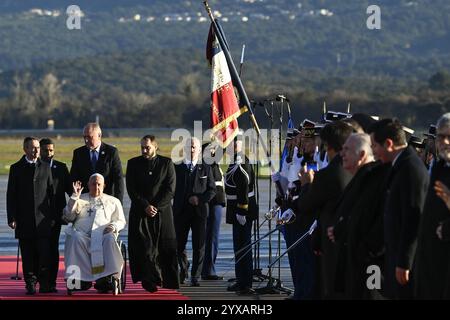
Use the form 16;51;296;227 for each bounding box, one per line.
329;133;389;299
126;135;179;292
39;138;72;293
415;113;450;299
369;119;429;300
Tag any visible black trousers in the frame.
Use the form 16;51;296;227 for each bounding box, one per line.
19;237;52;287
49;224;62;287
233;219;253;289
175;204;208;280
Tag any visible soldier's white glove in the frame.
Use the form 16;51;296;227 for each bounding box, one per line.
281;209;294;223
236;214;247;226
271;172;281;182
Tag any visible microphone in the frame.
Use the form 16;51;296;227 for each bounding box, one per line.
276;95;290;102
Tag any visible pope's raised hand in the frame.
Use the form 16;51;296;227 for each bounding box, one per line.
72;181;83;197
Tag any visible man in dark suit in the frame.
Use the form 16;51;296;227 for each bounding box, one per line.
330;133;389;300
295;121;353;299
415;113;450;299
7;137;55;294
173;137;216;287
39;138;72;293
127;135;179;292
369;118;429;299
201;142;226;281
70;123;124;203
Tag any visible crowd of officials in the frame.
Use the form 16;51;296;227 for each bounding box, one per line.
5;112;450;299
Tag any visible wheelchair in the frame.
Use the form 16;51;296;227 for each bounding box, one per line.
66;237;127;296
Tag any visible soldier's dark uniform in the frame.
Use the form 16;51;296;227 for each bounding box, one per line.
225;151;258;294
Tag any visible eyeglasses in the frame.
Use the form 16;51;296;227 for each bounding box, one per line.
437;134;450;142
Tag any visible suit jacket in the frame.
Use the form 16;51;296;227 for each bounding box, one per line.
414;160;450;299
49;159;72;225
333;161;390;299
383;146;429;298
295;154;352;299
7;156;55;239
70;142;124;203
173;162;216;218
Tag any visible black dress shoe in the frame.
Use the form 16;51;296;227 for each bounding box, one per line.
39;286;52;293
190;278;200;287
237;287;256;295
227;283;241;292
201;275;224;280
25;283;36;295
142;281;158;293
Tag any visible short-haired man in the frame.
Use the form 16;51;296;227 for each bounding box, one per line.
127;135;179;292
295;120;353;299
7;137;55;294
39;138;72;293
330;133;390;299
369;118;429;299
70;123;124;203
415;113;450;299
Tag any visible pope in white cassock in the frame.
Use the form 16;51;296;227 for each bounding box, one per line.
63;173;126;289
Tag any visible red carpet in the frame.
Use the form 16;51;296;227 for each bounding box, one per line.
0;256;188;300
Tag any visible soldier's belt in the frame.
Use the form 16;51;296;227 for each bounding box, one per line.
226;191;255;200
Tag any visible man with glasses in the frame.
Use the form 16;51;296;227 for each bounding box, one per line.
415;113;450;299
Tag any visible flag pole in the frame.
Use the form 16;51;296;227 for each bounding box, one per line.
239;44;246;77
204;1;282;188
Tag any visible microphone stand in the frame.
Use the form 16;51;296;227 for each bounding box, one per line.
254;98;289;295
274;95;292;294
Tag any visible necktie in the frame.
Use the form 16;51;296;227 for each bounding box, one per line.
91;150;98;169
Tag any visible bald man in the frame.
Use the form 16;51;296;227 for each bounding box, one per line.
173;138;216;287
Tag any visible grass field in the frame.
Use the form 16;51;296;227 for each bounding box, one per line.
0;137;272;176
0;137;178;175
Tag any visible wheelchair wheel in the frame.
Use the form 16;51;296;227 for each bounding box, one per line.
120;241;127;293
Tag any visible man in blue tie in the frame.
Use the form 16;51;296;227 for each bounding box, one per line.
173;137;216;287
70;123;124;203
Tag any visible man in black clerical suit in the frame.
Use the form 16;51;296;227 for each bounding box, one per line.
70;122;124;203
369;118;429;300
127;135;179;292
7;137;55;295
173;137;216;287
40;138;72;293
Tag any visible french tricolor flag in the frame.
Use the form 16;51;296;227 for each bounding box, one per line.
206;24;243;148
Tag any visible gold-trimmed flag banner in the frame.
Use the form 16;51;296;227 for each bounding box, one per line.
207;23;242;148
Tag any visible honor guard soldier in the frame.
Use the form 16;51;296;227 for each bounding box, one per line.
225;132;258;295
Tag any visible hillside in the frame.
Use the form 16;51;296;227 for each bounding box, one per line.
0;0;449;129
